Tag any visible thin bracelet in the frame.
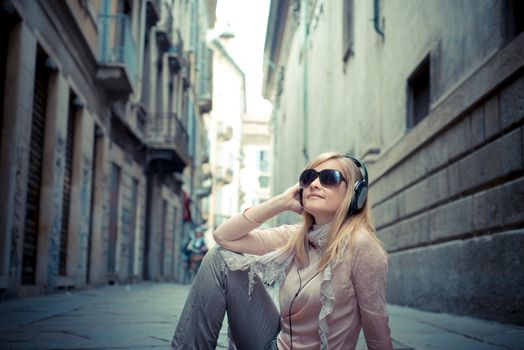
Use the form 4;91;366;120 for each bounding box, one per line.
242;208;263;224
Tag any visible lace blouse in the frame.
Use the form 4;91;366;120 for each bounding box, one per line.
214;213;393;350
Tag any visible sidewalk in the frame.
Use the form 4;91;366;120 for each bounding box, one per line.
0;282;522;349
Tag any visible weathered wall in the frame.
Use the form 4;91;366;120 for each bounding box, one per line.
267;0;524;324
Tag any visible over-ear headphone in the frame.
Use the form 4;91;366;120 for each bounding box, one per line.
344;155;368;216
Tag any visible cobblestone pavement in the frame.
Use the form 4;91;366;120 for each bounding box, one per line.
0;282;523;349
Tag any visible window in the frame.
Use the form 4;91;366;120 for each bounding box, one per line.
505;0;524;39
258;150;269;172
342;0;354;63
259;175;270;189
407;55;430;128
0;7;18;155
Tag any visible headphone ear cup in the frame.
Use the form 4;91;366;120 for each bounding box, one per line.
348;181;368;215
355;182;368;210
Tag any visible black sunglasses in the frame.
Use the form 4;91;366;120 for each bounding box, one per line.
299;169;347;188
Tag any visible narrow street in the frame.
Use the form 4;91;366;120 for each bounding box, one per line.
1;1;523;347
0;282;523;350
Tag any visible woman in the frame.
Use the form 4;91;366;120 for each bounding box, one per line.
171;152;393;350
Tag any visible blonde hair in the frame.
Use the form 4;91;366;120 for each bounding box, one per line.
283;152;387;270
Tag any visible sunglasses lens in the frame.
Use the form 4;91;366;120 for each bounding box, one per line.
299;169;318;187
319;170;343;187
300;169;345;187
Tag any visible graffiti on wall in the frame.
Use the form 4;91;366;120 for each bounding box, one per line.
102;171;110;253
137;182;146;269
47;136;65;289
78;154;92;275
121;204;130;275
9;145;25;288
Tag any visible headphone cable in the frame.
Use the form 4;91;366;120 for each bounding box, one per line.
288;249;321;350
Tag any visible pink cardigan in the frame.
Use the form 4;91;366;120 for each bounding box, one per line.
214;214;393;350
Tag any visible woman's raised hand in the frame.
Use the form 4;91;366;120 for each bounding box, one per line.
280;183;304;214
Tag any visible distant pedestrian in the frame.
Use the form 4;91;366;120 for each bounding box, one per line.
180;236;192;284
187;227;208;276
171;152;393;349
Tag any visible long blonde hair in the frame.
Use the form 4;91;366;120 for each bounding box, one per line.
284;152;387;270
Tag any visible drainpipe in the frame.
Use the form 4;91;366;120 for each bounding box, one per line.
189;102;196;214
373;0;385;37
135;0;147;100
302;0;310;162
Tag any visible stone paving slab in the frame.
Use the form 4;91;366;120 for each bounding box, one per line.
387;305;524;350
0;283;523;350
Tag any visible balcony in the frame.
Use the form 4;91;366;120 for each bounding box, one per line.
155;26;171;53
201;162;212;180
217;122;233;141
215;166;233;185
167;40;184;74
198;92;212;114
195;177;212;198
146;113;189;173
146;0;161;28
155;4;176;53
97;14;137;99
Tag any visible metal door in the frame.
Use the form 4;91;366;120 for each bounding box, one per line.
128;179;138;277
107;163;120;274
86;126;101;284
171;208;177;277
159;199;167;276
22;53;49;285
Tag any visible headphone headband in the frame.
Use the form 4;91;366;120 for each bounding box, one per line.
344;155;368;184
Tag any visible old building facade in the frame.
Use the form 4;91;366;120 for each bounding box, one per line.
239;111;272;212
0;0;215;296
205;35;246;233
263;0;524;325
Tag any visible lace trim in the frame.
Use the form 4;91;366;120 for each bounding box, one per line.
319;264;334;350
219;249;293;298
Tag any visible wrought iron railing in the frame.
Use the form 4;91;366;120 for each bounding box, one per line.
98;14;137;86
146;113;189;156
